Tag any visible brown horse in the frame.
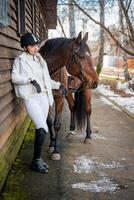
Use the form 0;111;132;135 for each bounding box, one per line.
39;32;99;160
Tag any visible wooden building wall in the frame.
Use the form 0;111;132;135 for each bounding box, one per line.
0;0;49;190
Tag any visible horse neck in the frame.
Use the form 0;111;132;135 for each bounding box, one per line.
48;39;73;75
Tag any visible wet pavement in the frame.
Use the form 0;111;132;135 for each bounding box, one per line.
1;91;134;200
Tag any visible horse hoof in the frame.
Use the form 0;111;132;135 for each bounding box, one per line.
84;137;92;144
47;147;54;153
65;131;75;139
51;153;61;161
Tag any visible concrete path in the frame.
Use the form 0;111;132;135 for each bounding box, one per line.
1;91;134;200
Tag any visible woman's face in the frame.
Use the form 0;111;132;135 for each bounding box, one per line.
25;44;39;55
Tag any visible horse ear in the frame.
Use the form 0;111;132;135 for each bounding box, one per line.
83;32;88;42
75;31;82;44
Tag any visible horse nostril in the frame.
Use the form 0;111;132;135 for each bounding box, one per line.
93;81;98;89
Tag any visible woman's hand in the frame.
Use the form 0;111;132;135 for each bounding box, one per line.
60;84;67;96
30;80;41;93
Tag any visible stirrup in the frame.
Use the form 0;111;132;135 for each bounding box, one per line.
31;158;48;173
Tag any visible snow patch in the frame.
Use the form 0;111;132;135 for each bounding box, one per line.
110;96;134;114
116;80;134;95
92;133;108;140
76;132;107;140
97;85;119;97
97;84;134;114
101;96;121;111
72;177;119;193
73;156;123;174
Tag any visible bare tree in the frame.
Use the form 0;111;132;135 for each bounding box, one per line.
72;0;134;56
96;0;105;75
68;0;76;37
118;0;131;80
57;16;67;37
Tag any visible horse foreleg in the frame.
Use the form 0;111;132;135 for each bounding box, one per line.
51;96;64;160
84;108;92;143
66;92;75;137
47;114;55;153
84;89;92;143
86;108;92;136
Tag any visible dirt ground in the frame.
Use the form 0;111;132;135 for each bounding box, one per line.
1;91;134;200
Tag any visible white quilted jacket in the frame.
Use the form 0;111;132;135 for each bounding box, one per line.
12;52;60;106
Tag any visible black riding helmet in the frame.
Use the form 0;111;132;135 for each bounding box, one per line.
20;33;39;48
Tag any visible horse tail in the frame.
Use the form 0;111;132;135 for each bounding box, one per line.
74;90;86;130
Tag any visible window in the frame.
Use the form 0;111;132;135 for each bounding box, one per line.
0;0;9;27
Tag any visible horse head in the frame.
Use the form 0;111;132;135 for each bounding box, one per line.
66;32;99;89
39;32;98;89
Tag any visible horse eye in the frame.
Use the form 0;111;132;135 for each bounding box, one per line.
80;56;84;59
75;47;79;52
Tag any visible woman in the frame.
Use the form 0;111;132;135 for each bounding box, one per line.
12;33;67;173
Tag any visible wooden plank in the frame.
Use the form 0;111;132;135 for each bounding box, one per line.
0;46;21;59
0;59;13;72
26;18;33;30
0;105;27;138
0;92;15;112
0;115;30;191
25;17;33;30
36;26;40;34
36;18;40;28
0;71;11;84
8;2;17;21
26;25;32;33
0;116;18;149
0;111;16;133
0;28;19;41
0;103;26;137
25;12;32;26
0;34;20;49
26;0;32;12
0;108;27;149
9;0;17;11
0;101;15;124
8;17;17;31
36;31;40;39
32;0;36;33
26;4;32;19
36;15;40;24
0;82;13;98
25;3;32;19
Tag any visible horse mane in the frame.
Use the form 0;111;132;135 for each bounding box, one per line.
40;37;73;56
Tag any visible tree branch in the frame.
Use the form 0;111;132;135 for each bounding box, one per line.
126;0;132;12
57;16;67;37
72;0;134;56
119;0;134;39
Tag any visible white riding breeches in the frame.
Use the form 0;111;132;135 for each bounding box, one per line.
24;93;49;132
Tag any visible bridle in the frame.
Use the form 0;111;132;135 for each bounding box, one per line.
66;43;93;93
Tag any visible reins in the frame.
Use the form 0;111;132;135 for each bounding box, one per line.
68;80;92;93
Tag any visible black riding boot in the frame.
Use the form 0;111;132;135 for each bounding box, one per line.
31;128;49;173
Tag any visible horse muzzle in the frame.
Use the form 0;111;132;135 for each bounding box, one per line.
92;81;98;89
